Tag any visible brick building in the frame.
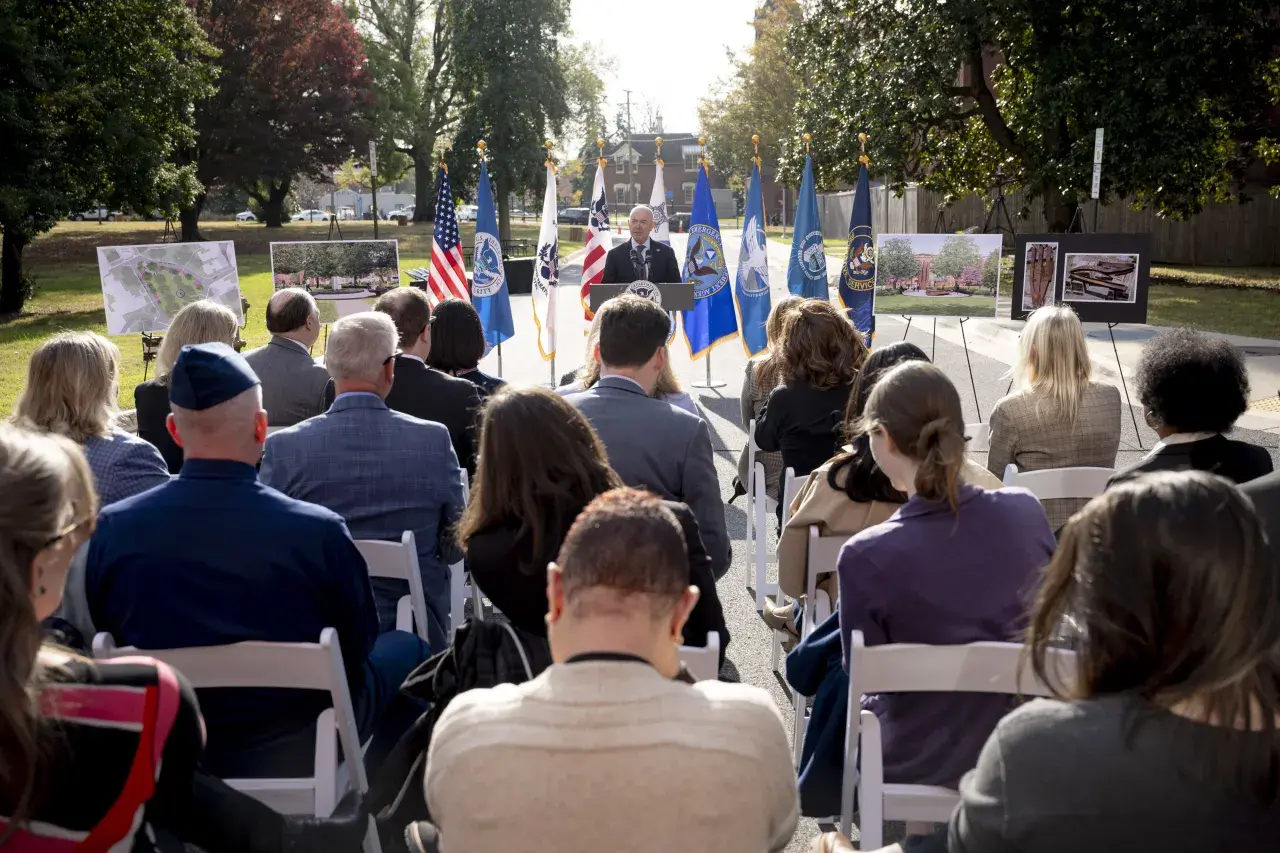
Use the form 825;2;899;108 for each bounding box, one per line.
602;133;725;215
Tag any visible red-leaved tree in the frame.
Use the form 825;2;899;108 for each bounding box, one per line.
181;0;374;236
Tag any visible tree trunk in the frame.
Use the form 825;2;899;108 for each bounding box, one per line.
0;228;29;316
179;192;206;242
411;145;436;223
498;188;511;243
1042;186;1078;233
261;177;292;228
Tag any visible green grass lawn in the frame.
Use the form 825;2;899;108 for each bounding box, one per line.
0;219;574;413
874;293;999;318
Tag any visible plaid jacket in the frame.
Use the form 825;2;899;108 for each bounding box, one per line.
82;429;171;507
986;382;1122;530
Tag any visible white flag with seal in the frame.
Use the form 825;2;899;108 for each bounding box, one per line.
532;162;558;360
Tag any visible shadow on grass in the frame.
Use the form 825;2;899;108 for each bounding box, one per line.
0;308;107;343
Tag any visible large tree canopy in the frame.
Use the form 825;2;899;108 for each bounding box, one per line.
180;0;373;236
786;0;1280;230
0;0;215;313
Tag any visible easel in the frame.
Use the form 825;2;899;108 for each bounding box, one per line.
162;219;177;243
326;211;344;241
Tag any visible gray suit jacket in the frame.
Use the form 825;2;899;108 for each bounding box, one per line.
260;393;465;651
243;336;331;427
565;376;730;578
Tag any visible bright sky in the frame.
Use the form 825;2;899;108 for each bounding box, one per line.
569;0;759;138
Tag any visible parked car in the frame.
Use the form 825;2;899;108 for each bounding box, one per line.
560;207;590;225
291;209;330;222
235;210;257;222
387;206;415;219
68;206;116;221
338;207;356;220
456;204;479;222
362;208;390;220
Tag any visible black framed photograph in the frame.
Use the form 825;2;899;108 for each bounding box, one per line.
1011;233;1151;323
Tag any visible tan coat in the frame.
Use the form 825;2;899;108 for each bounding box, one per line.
777;451;1003;598
986;382;1121;531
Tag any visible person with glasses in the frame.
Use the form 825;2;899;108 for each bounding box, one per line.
85;342;429;778
263;312;465;653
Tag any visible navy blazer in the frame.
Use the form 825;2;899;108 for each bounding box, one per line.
785;609;847;818
261;392;465;652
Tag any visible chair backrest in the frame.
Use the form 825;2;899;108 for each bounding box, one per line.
91;627;369;796
1003;463;1113;501
356;531;429;641
966;422;990;452
779;467;799;527
804;525;849;621
678;632;721;682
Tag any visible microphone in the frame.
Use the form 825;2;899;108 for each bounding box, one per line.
630;246;648;281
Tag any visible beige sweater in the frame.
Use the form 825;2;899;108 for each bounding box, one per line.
425;661;800;853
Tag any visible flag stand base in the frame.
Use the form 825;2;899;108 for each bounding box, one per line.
691;354;726;389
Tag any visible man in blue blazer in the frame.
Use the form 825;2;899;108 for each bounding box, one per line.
262;312;465;653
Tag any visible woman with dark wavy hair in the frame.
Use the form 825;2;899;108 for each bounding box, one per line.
755;299;868;525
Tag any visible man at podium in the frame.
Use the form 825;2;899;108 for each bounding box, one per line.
602;205;681;285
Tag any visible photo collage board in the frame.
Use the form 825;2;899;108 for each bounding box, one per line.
269;239;402;324
1011;233;1151;324
872;232;1005;319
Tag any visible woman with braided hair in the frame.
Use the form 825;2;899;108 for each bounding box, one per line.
837;361;1055;791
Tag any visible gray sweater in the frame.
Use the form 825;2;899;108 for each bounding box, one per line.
949;695;1280;852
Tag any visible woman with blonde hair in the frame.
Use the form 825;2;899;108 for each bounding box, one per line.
735;295;801;503
134;300;240;472
987;305;1120;531
13;331;169;506
557;300;696;415
838;361;1054;790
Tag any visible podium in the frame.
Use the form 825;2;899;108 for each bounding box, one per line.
589;280;694;312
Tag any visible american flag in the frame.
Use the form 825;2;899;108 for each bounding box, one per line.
429;165;470;303
580;163;609;320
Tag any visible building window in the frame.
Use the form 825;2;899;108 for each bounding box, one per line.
613;184;630;205
683;153;700;172
682;182;695;205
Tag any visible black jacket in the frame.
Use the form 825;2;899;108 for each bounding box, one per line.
1241;469;1280;578
601;239;682;284
756;380;854;480
465;500;729;663
1108;434;1273;488
134;379;183;474
325;355;482;474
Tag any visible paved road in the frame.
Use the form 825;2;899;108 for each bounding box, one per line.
473;235;1280;850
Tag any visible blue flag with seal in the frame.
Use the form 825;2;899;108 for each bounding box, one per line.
471;160;514;350
681;163;738;358
837;161;875;339
788;154;828;298
735;161;772;355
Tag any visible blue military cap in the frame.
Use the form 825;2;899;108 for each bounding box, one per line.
168;342;260;410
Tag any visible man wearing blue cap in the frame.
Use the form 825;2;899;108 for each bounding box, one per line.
85;342;429;776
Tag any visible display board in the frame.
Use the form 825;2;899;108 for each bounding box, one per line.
270;240;401;322
97;241;243;335
1011;233;1150;323
873;233;1002;319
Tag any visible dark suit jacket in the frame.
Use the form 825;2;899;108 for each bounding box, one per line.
134;379;183;474
601;239;682;284
465;500;729;664
1241;470;1280;577
324;355;482;474
1108;434;1273;488
756;380;853;481
242;336;331;427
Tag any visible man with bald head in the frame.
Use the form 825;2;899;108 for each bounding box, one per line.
243;287;331;426
601;204;682;285
86;342;428;776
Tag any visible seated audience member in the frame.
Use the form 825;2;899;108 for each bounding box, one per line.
0;424;365;853
425;298;507;397
421;489;798;853
459;386;727;659
558;299;697;415
1242;468;1280;576
13;331;168;506
242;288;331;426
262;312;464;652
86;342;428;776
563;296;730;577
756;300;867;523
840;361;1054;789
1110;328;1272;486
987;306;1121;531
736;296;801;502
945;471;1280;852
346;287;481;474
766;342;1003;636
135;300;240;473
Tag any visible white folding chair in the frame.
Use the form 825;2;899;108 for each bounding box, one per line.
766;468;800;670
678;631;721;682
746;418;779;604
356;531;430;641
1003;463;1113;501
754;461;797;612
965;422;990;452
839;631;1074;846
266;426;286;435
790;526;849;767
92;629;382;853
449;468;484;637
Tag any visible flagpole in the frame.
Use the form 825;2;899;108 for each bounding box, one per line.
691;134;726;390
546;139;557;387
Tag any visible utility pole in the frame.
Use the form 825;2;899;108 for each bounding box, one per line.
623;89;634;206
